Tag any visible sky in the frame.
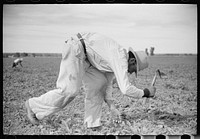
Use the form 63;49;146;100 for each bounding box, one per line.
3;4;197;54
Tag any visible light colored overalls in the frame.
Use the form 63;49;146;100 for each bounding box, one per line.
28;32;144;127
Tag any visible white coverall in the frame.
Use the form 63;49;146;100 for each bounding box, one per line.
28;32;145;128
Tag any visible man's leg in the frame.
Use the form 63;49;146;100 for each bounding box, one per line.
26;37;86;122
12;62;16;68
104;73;121;123
19;62;23;67
83;66;108;128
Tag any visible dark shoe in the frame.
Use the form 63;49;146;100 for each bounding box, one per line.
25;100;39;125
89;126;102;131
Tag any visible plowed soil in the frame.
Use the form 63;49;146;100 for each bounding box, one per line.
3;55;197;135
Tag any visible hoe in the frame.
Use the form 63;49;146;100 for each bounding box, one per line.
144;69;166;106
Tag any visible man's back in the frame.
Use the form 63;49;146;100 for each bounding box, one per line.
14;58;23;63
81;32;126;72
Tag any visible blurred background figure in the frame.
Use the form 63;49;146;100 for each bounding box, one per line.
145;48;149;56
12;58;23;68
150;47;155;56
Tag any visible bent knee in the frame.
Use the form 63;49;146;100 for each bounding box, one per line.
89;76;108;91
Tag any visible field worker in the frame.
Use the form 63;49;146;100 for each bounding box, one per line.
12;58;23;68
25;32;156;129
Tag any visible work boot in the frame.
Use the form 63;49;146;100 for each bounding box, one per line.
88;126;102;132
25;100;39;125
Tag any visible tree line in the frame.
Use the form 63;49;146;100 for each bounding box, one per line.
3;52;62;58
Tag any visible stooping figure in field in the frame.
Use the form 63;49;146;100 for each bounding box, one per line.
25;32;156;129
12;58;23;68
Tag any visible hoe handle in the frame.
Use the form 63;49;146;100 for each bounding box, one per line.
151;73;158;86
144;69;160;105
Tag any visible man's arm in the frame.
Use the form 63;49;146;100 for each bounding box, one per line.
111;48;156;99
111;48;145;98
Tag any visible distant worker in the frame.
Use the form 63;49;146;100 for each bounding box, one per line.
145;48;149;56
12;58;23;68
25;32;156;130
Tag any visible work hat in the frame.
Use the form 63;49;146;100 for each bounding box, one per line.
128;47;149;77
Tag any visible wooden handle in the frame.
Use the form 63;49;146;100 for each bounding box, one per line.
144;70;158;105
151;72;158;86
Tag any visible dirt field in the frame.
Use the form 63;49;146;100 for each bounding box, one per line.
3;55;197;135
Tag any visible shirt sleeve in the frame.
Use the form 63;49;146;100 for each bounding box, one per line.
110;47;144;98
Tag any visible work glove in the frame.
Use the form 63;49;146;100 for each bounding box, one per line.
143;86;156;98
